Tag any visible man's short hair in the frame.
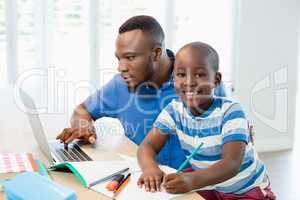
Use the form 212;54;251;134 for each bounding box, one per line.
119;15;165;47
180;42;219;72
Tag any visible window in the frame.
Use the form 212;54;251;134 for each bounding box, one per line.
3;0;91;114
0;0;6;86
0;0;234;109
97;0;166;86
95;0;234;86
51;0;90;82
172;0;234;82
18;0;37;70
44;0;91;114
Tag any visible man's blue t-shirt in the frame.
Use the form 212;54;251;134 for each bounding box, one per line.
84;72;187;168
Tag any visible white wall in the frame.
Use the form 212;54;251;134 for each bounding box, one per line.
232;0;299;152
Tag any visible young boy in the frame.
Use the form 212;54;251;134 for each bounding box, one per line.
137;42;275;199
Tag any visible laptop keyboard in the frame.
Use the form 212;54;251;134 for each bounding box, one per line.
53;143;92;162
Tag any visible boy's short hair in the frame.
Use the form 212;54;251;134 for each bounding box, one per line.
118;15;165;47
181;42;219;72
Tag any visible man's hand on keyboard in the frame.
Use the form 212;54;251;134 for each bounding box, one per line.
56;125;97;145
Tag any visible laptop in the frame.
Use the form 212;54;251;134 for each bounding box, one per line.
19;88;93;165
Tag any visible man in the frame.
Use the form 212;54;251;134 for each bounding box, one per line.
57;15;226;169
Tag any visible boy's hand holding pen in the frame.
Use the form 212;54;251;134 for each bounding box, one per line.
137;142;204;193
163;172;194;194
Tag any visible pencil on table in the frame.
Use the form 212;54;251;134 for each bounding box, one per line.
113;173;131;198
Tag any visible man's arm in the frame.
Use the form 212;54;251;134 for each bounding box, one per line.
70;103;93;128
56;75;121;145
56;103;97;144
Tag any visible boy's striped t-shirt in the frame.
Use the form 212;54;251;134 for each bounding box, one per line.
153;97;269;194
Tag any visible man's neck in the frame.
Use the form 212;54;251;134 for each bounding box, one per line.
150;50;172;88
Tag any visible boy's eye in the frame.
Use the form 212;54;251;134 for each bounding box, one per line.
195;73;205;78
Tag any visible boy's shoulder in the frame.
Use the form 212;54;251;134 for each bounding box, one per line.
213;97;246;118
214;96;239;107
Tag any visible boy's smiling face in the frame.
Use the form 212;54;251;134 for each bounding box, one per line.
174;47;221;115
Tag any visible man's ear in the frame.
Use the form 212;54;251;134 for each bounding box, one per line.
214;72;222;87
152;46;162;61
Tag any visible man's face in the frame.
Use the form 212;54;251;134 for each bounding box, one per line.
174;47;220;115
115;29;156;90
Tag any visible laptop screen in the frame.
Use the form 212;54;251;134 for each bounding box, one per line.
19;88;53;162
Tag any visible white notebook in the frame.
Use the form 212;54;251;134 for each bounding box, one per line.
90;165;183;200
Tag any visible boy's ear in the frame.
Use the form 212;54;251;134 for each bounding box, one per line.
214;72;222;87
152;46;162;61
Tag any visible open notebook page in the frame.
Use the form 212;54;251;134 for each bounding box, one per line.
91;165;183;200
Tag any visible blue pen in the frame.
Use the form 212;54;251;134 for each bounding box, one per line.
176;142;204;173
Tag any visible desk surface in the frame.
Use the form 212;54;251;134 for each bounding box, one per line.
0;128;204;200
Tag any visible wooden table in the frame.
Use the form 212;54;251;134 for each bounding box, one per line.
0;127;204;200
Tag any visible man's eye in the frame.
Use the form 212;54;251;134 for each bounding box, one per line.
176;73;185;77
126;56;135;61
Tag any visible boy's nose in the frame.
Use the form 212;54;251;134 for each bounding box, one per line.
184;75;196;87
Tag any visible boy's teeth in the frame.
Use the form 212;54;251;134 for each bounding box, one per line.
186;92;195;96
185;91;201;96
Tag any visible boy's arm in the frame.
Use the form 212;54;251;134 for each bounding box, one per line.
191;141;245;188
138;127;169;169
137;127;169;191
164;141;245;193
